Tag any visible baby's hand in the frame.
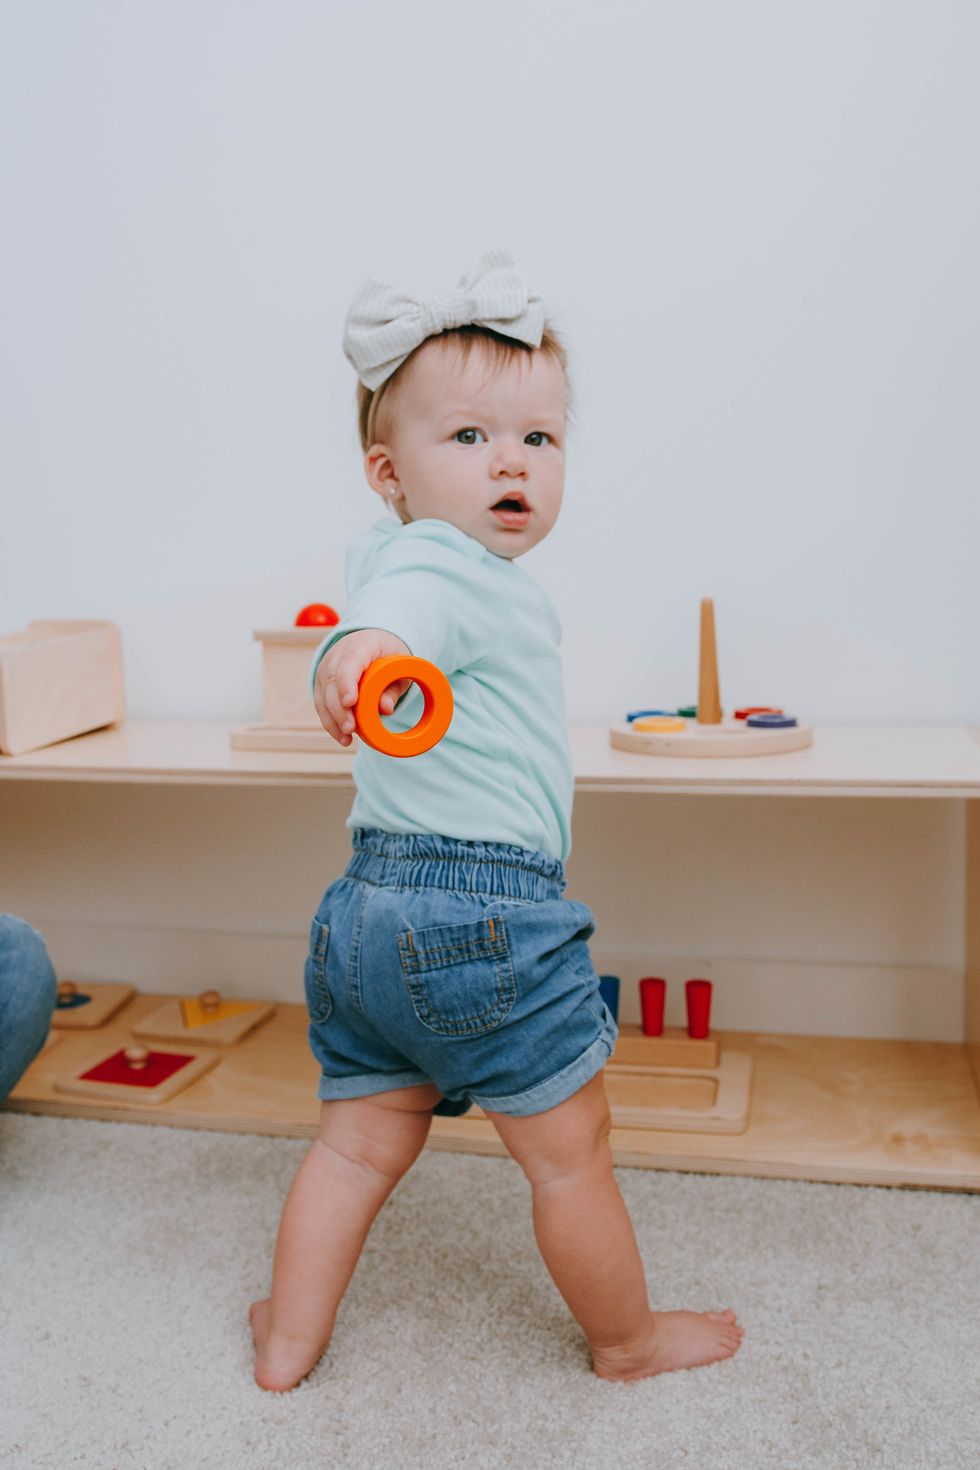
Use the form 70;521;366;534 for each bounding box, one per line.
313;628;412;747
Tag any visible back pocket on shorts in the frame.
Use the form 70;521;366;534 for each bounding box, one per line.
304;918;332;1024
398;915;515;1037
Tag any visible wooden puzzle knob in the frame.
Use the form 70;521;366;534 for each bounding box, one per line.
58;981;77;1001
124;1044;150;1070
198;989;222;1013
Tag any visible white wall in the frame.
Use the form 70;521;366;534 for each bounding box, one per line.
2;0;978;727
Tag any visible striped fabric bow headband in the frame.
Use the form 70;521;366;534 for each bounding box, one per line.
342;248;546;390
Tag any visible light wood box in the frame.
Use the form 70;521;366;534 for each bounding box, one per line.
0;620;125;756
254;627;329;728
231;626;340;751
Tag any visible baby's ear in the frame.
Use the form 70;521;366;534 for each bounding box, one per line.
364;442;397;496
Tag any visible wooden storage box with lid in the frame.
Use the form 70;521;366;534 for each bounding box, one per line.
0;620;125;756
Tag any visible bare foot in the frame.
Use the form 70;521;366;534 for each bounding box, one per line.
592;1309;745;1382
249;1298;330;1392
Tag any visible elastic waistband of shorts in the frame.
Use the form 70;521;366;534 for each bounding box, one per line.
345;828;566;900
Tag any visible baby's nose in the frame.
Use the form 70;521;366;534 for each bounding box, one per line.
492;443;528;474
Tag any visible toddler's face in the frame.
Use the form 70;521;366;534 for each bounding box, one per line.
364;337;567;559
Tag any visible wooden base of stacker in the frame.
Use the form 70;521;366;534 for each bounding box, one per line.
609;719;815;758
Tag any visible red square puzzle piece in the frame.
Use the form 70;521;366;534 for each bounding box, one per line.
80;1049;196;1089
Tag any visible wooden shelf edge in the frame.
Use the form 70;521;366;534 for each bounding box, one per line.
2;722;980;797
424;1125;980;1191
7;1001;980;1192
6;1095;976;1191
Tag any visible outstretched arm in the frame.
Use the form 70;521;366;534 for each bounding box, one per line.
312;627;411;747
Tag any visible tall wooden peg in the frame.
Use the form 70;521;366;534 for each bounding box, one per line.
698;598;722;725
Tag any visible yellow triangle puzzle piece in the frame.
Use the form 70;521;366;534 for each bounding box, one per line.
179;998;262;1029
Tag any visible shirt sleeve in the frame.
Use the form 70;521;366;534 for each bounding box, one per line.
308;520;499;692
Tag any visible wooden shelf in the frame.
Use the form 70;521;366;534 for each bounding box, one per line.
6;994;980;1191
3;721;978;1187
0;721;979;796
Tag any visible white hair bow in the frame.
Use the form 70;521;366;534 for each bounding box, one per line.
342;248;546;390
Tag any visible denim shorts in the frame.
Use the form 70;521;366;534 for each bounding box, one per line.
304;829;618;1118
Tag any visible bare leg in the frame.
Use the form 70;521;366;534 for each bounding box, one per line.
485;1073;744;1380
251;1081;441;1391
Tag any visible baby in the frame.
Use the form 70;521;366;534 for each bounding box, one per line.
250;249;744;1390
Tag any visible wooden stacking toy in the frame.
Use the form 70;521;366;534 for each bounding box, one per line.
610;597;813;757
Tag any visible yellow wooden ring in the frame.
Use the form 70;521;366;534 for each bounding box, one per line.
353;655;454;758
632;716;687;733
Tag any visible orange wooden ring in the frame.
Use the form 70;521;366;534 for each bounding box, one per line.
353;655;454;758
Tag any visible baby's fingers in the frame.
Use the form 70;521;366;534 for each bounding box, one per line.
379;677;413;715
313;677;351;745
316;663;359;745
330;653;366;714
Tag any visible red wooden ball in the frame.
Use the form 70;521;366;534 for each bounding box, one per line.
294;603;339;627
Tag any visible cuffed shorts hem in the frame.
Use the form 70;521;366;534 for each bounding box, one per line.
315;1069;474;1117
316;1067;430;1102
469;1020;618;1118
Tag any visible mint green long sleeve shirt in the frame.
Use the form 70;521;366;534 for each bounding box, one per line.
309;515;574;861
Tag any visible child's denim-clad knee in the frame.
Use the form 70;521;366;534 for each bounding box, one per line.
304;829;618;1118
0;914;58;1102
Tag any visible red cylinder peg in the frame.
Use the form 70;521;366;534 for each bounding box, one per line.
685;979;713;1039
639;977;667;1036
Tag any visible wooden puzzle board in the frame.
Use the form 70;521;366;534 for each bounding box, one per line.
50;981;136;1029
54;1046;219;1105
6;994;980;1189
612;1025;718;1069
132;997;276;1046
465;1049;751;1134
608;1050;751;1133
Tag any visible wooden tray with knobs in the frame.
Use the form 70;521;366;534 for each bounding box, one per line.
591;981;753;1134
610;598;814;757
132;989;277;1047
597;1022;751;1135
54;1042;220;1106
49;980;136;1029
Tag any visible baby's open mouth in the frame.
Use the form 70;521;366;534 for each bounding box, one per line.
487;496;528;520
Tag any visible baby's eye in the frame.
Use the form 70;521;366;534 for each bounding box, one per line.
454;428;486;445
526;431;551;446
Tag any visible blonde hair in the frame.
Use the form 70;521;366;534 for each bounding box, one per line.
354;324;575;454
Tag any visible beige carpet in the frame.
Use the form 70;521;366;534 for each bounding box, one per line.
1;1112;978;1470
